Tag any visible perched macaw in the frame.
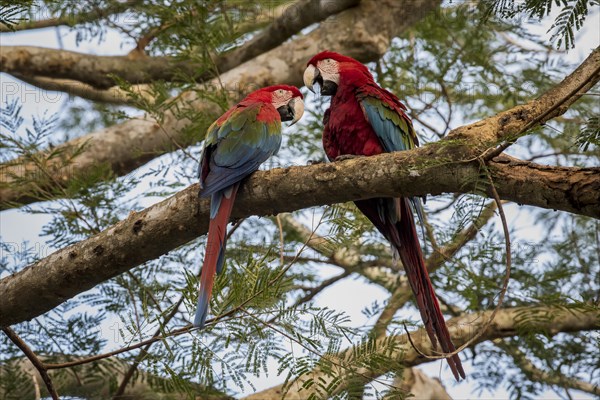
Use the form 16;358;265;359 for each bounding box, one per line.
304;51;465;380
194;85;304;328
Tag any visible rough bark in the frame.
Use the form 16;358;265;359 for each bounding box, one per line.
395;368;452;400
1;47;178;89
1;152;598;327
9;73;151;105
0;0;443;209
244;306;600;399
1;1;359;88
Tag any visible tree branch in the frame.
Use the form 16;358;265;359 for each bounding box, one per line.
0;46;200;89
2;327;59;400
1;0;359;89
112;297;184;398
244;305;600;399
1;152;598;327
9;73;151;105
211;0;360;76
494;339;600;396
0;0;444;209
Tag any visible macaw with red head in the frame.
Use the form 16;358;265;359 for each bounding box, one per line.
194;85;304;328
303;51;465;380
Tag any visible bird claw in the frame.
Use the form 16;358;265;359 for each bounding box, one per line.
335;154;360;162
307;159;324;165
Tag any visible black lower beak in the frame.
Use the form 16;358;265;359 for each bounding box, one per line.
321;80;338;96
277;105;294;122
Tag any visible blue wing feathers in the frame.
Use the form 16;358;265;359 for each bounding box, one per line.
362;101;408;152
199;103;281;198
361;96;427;235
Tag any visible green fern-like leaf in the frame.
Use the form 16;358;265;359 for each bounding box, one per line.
549;0;596;49
575;116;600;151
0;3;30;30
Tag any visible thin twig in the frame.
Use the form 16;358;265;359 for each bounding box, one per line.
46;325;192;370
113;217;246;396
2;327;60;400
240;308;401;395
226;218;246;240
126;271;164;314
124;279;144;343
267;270;352;325
276;213;285;266
34;319;83;385
0;0;142;32
112;296;185;398
373;200;498;337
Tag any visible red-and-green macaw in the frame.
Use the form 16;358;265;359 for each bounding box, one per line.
194;85;304;328
303;51;465;380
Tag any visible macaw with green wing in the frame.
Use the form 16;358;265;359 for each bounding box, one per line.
194;85;304;328
304;51;465;380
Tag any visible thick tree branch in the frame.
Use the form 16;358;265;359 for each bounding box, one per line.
0;0;443;209
1;1;359;89
9;73;151;105
212;0;360;75
0;46;205;89
1;152;598;327
244;305;600;399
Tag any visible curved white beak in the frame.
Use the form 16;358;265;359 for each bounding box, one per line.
303;64;317;93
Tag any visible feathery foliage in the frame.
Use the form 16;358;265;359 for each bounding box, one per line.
482;0;599;49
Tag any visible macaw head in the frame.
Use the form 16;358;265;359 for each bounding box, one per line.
304;51;372;96
246;85;305;126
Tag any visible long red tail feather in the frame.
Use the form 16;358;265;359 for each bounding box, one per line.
194;185;239;328
355;198;465;380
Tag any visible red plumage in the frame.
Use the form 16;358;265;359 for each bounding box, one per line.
309;51;465;380
196;184;238;328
